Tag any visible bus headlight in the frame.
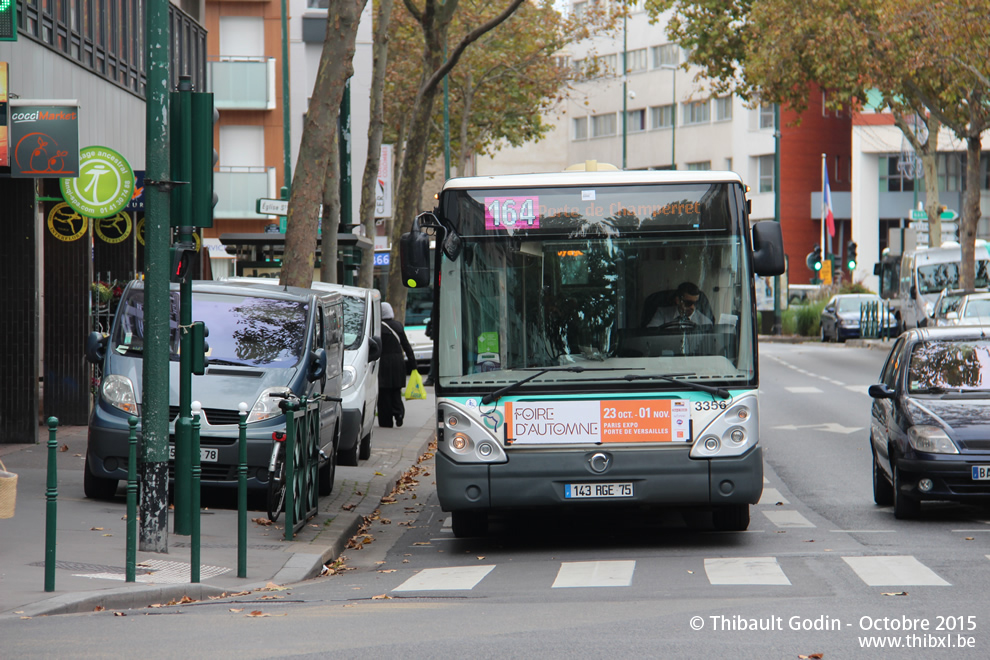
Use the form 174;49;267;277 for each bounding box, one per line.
690;395;759;459
436;403;507;464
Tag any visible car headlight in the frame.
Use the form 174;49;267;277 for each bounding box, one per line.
908;425;958;454
248;387;292;423
341;365;356;391
102;374;138;414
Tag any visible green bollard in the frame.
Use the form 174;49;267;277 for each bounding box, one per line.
237;402;248;578
126;416;139;582
190;401;202;583
44;416;59;592
284;399;297;542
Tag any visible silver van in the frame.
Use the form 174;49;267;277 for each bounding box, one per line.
84;280;344;497
224;278;382;465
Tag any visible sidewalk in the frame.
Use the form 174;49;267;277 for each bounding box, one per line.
0;391;435;618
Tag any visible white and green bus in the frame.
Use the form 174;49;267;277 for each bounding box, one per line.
401;168;785;537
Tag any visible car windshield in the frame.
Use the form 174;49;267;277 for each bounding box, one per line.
111;288;309;368
908;339;990;393
836;296;879;313
962;298;990;318
917;260;990;295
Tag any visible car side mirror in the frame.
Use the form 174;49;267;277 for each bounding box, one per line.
868;383;895;399
368;335;382;362
308;348;327;383
85;331;108;364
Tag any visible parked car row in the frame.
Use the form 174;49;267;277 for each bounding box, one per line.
819;293;897;343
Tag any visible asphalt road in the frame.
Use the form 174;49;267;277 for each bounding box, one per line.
6;343;990;658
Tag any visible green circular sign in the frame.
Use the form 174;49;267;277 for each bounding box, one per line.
60;146;135;219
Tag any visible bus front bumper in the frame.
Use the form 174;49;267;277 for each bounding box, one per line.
435;445;763;512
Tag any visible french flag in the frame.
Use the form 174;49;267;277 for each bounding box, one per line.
823;161;836;237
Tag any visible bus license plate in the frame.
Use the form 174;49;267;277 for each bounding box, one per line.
565;483;633;499
168;446;219;463
972;465;990;480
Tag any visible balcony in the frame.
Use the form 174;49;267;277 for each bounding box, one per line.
209;57;276;110
214;168;277;219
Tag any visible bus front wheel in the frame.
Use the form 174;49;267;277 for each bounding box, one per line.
712;504;750;531
451;510;488;538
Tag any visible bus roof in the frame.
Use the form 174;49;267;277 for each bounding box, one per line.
441;170;745;191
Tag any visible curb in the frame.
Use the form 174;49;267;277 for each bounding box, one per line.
7;421;436;618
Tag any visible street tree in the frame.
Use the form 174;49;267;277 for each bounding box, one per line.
282;0;368;288
643;0;982;258
383;0;528;323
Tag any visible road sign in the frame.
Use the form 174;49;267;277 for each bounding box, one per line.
257;198;288;216
910;209;927;220
940;209;958;221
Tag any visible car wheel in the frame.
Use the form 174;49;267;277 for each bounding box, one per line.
319;437;338;497
451;510;488;538
83;456;119;499
820;325;827;342
873;451;894;506
892;464;920;519
712;504;750;531
359;430;372;461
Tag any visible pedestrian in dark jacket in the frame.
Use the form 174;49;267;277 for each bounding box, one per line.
378;302;416;428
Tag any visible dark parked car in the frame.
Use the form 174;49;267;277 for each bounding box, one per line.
868;327;990;518
820;293;896;342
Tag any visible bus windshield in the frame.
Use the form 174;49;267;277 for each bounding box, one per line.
435;182;755;391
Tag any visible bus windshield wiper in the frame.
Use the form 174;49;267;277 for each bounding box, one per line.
622;373;731;399
481;366;627;405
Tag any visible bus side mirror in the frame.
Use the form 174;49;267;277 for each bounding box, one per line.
751;221;785;276
400;213;434;289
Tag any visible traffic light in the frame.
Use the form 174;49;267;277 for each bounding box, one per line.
0;0;17;42
170;243;199;283
806;244;823;272
190;92;218;228
846;241;858;271
170;79;217;229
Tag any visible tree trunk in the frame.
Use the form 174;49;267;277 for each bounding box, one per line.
920;116;941;247
357;0;396;289
960;134;983;290
282;0;367;289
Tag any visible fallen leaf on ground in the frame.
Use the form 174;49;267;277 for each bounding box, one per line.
687;570;694;574
378;569;397;573
798;655;824;659
775;501;784;506
965;537;974;541
246;611;270;617
74;453;83;457
341;504;356;511
167;595;196;605
93;606;105;612
229;608;244;613
102;534;112;537
412;541;431;546
229;590;252;597
252;517;273;526
90;527;104;531
371;594;392;600
258;582;288;592
113;612;126;617
60;444;69;452
20;616;31;620
374;471;384;476
881;591;908;596
258;595;284;600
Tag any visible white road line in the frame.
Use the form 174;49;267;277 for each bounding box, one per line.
845;385;872;394
551;561;636;588
950;529;990;533
785;386;824;394
758;488;789;505
392;565;496;592
762;510;816;528
842;556;950;587
830;530;897;533
704;557;791;585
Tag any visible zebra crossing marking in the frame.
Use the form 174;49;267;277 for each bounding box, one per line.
392;565;496;592
704;557;791;585
758;487;789;505
842;556;950;586
552;561;636;588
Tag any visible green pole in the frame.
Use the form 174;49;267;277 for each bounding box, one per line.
443;41;450;180
126;416;139;582
280;0;292;192
772;104;782;335
284;401;296;542
237;403;248;578
621;14;627;170
44;416;59;592
339;80;353;231
190;402;202;583
141;0;171;553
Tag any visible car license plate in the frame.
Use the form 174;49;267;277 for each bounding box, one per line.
564;483;633;499
972;465;990;480
168;446;219;463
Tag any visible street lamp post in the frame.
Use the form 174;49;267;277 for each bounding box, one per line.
621;15;627;170
659;64;677;170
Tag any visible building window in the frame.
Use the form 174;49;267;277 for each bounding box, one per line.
879;155;917;193
573;117;588;140
683;100;710;125
625;48;647;73
588;53;618;78
759;104;775;129
938;153;963;192
687;161;711;171
591;113;617;138
758;155;775;193
715;96;733;121
650;104;674;129
573;1;588;18
651;44;679;68
625;109;646;133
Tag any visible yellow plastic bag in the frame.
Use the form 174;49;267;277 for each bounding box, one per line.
404;369;427;400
